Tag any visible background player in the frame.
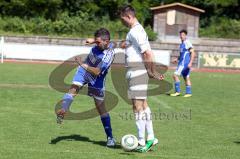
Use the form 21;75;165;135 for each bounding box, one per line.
171;29;195;97
56;28;116;147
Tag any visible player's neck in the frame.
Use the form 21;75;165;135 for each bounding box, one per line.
181;38;186;43
130;19;138;28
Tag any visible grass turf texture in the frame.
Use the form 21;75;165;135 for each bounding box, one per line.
0;63;239;159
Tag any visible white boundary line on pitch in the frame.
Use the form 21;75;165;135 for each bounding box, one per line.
151;96;172;109
0;83;50;89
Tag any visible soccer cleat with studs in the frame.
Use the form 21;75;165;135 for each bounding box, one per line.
56;109;66;124
136;138;158;153
170;92;181;97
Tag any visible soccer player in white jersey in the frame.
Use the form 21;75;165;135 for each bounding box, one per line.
56;28;116;147
120;5;164;152
171;30;195;97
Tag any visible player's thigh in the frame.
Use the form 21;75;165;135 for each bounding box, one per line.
72;66;87;86
181;65;190;77
131;99;145;112
183;76;191;85
172;73;180;81
174;65;184;77
88;79;105;101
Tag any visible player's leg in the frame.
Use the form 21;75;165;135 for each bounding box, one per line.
126;69;148;149
182;67;192;97
143;100;154;141
170;73;181;96
56;66;86;124
183;76;192;97
132;99;146;147
171;65;183;96
88;76;116;147
136;100;158;152
56;84;82;124
173;74;181;93
94;97;116;147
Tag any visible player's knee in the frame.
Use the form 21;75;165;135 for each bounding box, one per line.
184;77;191;85
184;76;190;81
132;101;144;112
173;74;178;80
95;99;104;107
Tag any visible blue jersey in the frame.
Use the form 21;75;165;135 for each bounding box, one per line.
179;39;193;66
174;39;193;77
72;42;115;87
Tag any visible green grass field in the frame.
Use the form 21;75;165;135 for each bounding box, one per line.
0;63;239;159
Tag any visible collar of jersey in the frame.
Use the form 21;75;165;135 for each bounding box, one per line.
132;22;140;28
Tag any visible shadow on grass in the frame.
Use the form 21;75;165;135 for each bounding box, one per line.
119;152;135;156
49;134;121;149
234;141;240;144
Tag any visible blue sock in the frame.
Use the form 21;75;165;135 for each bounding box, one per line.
175;81;181;93
62;93;73;111
186;85;192;94
101;114;113;138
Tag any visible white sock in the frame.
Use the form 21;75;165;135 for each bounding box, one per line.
145;107;155;141
135;111;146;145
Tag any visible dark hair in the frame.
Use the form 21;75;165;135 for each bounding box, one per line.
179;29;187;35
120;5;136;17
94;28;110;40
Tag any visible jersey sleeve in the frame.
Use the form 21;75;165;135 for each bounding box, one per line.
185;40;193;50
131;28;151;54
97;50;115;73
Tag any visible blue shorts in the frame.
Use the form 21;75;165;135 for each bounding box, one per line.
174;65;190;77
72;66;105;100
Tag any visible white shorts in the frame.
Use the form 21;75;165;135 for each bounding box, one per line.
126;69;149;99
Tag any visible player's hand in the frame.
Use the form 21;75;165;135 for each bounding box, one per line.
75;57;83;65
153;72;164;81
159;74;164;80
171;58;178;64
85;38;95;45
119;40;127;49
148;71;164;81
81;63;88;70
188;63;192;69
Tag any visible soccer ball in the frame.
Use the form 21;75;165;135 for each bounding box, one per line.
121;134;138;151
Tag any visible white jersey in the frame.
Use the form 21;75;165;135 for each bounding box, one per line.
125;22;151;69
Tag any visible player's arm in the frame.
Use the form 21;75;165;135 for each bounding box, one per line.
85;38;95;45
119;40;127;49
188;48;195;68
142;50;164;80
171;52;180;64
86;38;118;49
81;55;113;76
133;31;163;80
81;64;101;76
74;56;101;76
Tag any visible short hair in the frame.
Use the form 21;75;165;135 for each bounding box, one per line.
120;5;136;17
94;28;110;41
179;29;187;35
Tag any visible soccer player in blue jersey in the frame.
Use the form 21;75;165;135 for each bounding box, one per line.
171;29;195;97
56;28;116;147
